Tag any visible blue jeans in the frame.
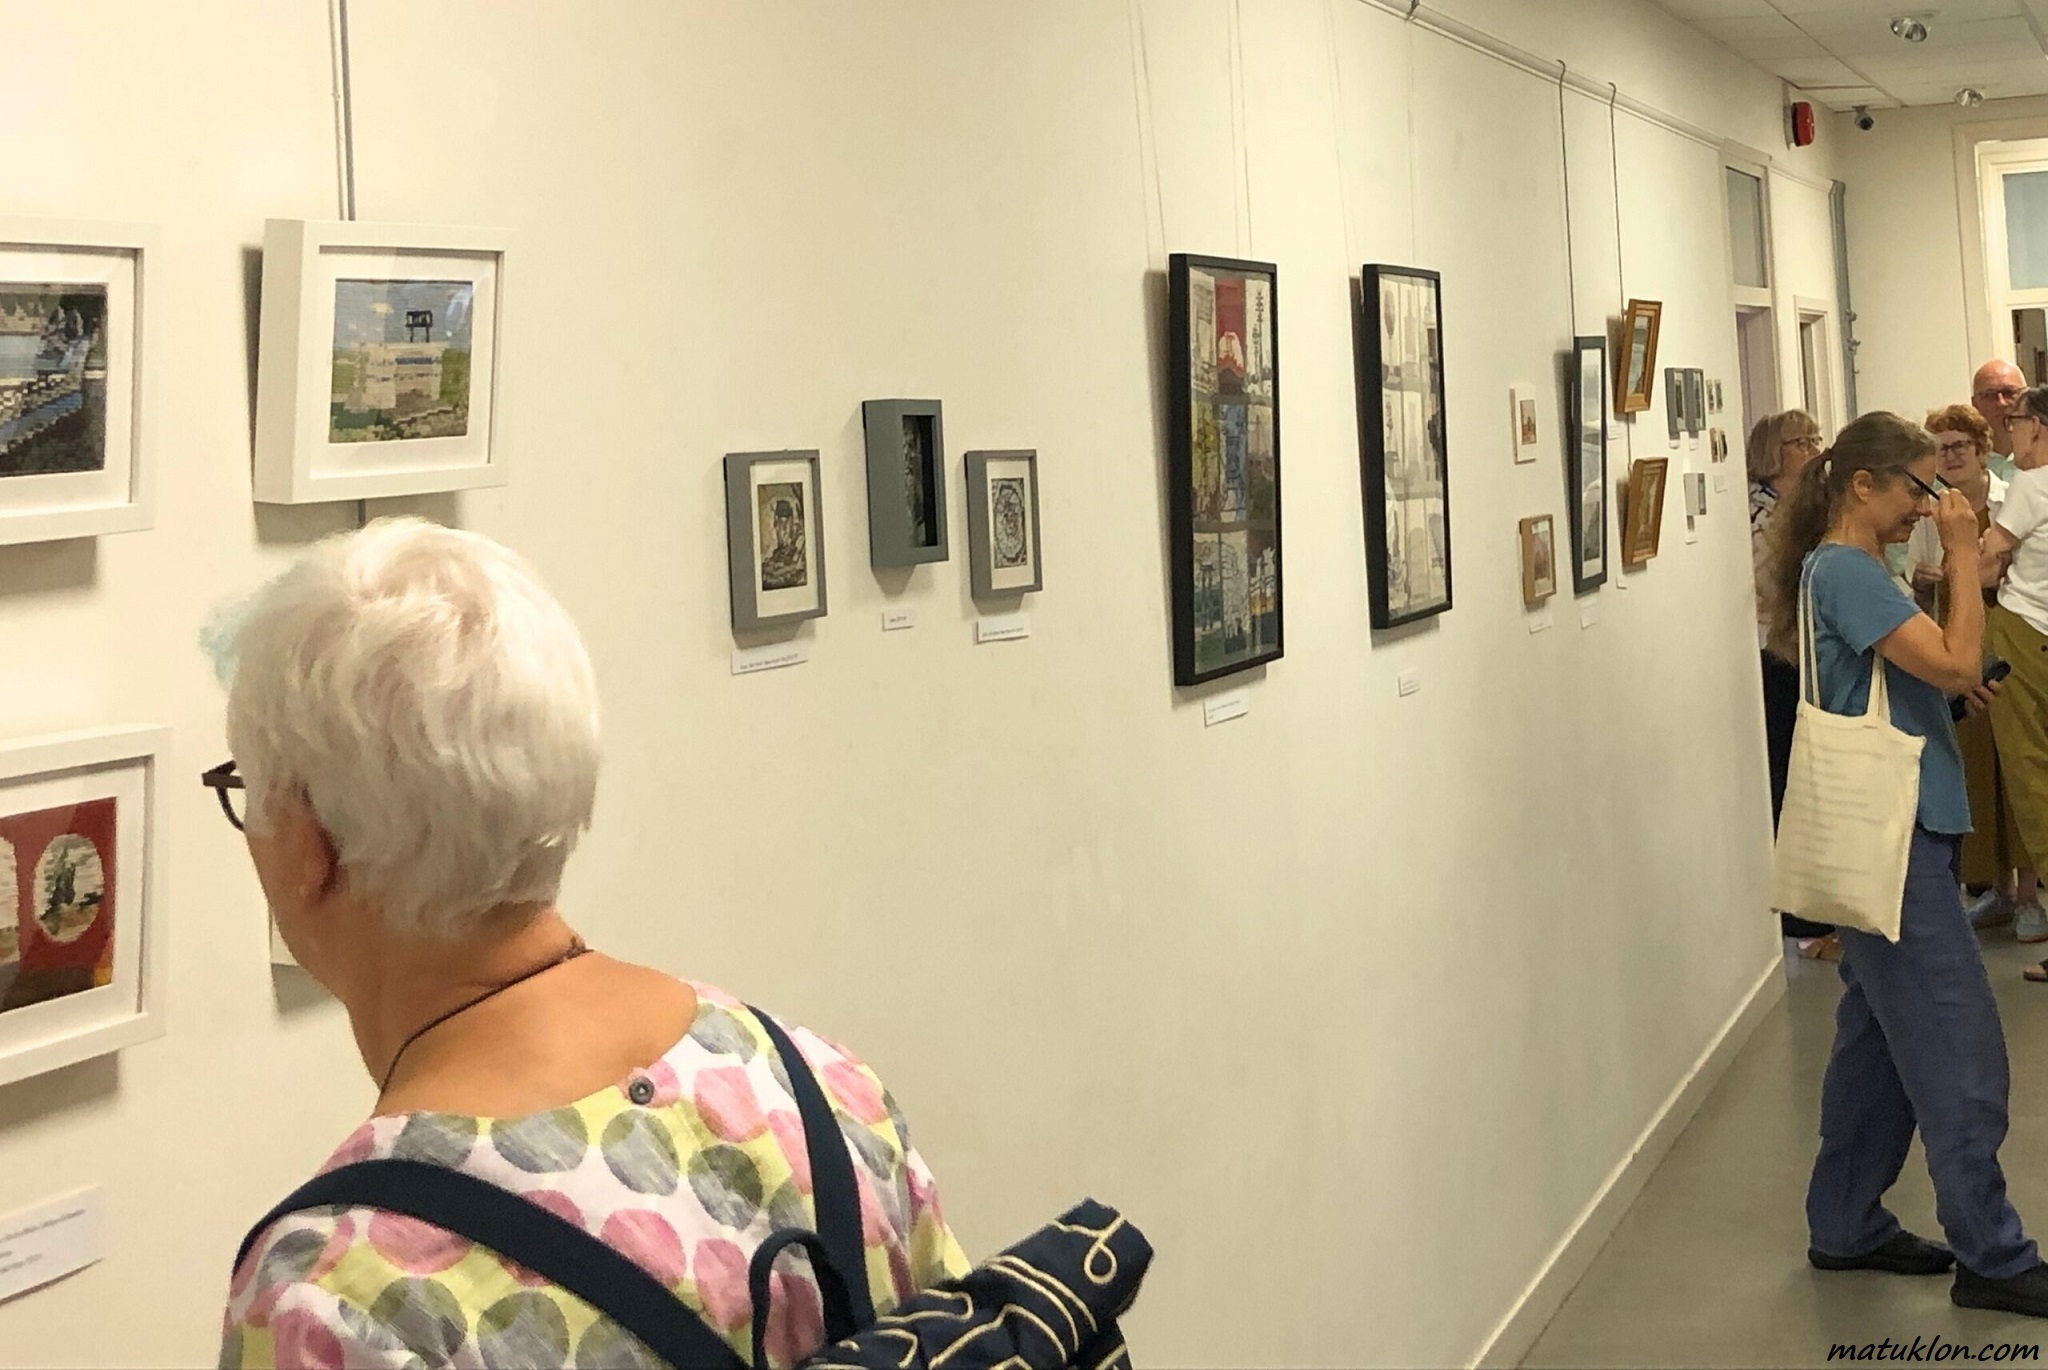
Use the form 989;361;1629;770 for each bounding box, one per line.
1806;827;2039;1278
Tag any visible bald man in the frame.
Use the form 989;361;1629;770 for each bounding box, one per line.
1975;359;2027;482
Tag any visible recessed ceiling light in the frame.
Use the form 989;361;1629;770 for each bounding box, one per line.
1891;15;1930;42
1957;87;1985;106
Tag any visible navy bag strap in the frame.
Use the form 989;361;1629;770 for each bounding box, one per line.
234;1158;746;1370
746;1004;878;1328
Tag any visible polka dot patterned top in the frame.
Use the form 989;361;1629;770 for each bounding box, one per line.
220;983;968;1369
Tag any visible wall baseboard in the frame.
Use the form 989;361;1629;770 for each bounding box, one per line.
1467;957;1788;1369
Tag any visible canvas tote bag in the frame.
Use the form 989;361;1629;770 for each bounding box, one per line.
1771;565;1923;941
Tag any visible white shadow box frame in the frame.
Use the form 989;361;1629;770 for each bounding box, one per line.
0;219;159;546
0;725;169;1088
254;219;511;503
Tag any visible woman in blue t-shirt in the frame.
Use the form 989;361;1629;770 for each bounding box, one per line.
1762;410;2048;1316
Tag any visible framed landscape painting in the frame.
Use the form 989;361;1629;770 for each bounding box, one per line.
1569;336;1609;594
723;450;827;634
1168;253;1281;686
0;725;166;1088
0;219;158;546
1362;263;1450;629
255;219;509;504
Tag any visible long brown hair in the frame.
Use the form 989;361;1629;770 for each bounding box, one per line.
1762;411;1935;662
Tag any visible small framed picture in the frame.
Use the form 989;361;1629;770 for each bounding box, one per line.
1569;336;1609;594
1664;368;1685;442
1623;457;1670;567
1615;299;1662;415
862;399;949;568
1707;378;1724;414
1512;391;1539;464
723;450;827;633
1684;369;1706;436
1519;514;1557;605
964;449;1042;597
1684;470;1708;517
255;219;510;504
1710;428;1728;462
0;218;159;546
0;725;167;1089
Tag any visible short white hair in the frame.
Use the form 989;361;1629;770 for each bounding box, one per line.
208;518;600;939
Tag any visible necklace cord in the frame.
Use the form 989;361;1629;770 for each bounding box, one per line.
377;937;589;1097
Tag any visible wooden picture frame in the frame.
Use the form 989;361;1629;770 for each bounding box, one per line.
0;725;167;1088
1615;299;1662;415
1568;336;1609;594
861;398;949;568
1622;457;1670;566
1168;252;1282;685
1520;514;1557;606
964;449;1042;598
254;219;511;504
1362;263;1451;629
722;450;827;633
0;218;159;546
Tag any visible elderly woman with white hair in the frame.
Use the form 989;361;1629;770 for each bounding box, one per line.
215;519;966;1368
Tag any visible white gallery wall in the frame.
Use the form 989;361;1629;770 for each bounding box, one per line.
0;2;1838;1365
1839;95;2048;420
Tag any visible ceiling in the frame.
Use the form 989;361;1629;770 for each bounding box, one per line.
1650;0;2048;108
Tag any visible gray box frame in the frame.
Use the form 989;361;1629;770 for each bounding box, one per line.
861;398;950;567
1663;368;1684;441
723;450;828;633
1683;369;1706;436
964;449;1043;598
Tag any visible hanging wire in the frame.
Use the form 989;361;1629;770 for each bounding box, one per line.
1557;63;1577;337
1125;0;1169;269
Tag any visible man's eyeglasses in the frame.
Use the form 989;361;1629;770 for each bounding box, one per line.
201;760;246;833
1978;386;2027;405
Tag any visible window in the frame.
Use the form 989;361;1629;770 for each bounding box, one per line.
1976;141;2048;384
1726;168;1769;291
1727;158;1776;439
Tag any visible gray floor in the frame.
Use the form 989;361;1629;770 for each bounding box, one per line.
1524;930;2048;1368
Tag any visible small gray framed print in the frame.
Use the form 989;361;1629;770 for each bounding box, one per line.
861;398;949;568
1684;369;1706;437
965;450;1042;598
723;450;827;633
1664;368;1684;442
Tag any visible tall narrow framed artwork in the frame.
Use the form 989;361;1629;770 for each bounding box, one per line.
1168;253;1282;686
862;399;950;568
1568;336;1609;594
1615;299;1661;415
255;219;510;504
964;450;1042;598
1362;263;1450;629
0;219;158;547
723;450;827;633
1622;457;1670;567
0;725;166;1088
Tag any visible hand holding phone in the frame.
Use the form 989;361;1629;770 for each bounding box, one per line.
1952;658;2012;721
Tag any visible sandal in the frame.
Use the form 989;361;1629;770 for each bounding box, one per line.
1799;935;1844;962
2025;960;2048;984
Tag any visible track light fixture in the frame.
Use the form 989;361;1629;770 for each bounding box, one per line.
1891;15;1929;42
1957;87;1985;107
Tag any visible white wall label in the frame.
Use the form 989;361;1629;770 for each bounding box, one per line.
731;642;809;676
881;608;916;632
976;613;1031;644
0;1188;103;1303
1580;600;1602;629
1203;692;1249;727
1528;606;1554;634
1713;472;1729;493
1397;669;1422;698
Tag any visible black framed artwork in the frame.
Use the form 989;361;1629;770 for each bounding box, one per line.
1568;335;1610;594
1362;263;1451;628
1167;253;1282;686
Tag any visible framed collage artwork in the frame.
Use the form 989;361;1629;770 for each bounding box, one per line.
1569;336;1609;594
254;219;510;504
964;449;1042;598
0;218;158;547
862;398;950;568
1362;263;1450;629
723;450;827;634
0;725;166;1089
1167;253;1282;686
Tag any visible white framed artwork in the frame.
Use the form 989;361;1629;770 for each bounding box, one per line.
0;725;168;1088
254;219;510;503
0;219;158;546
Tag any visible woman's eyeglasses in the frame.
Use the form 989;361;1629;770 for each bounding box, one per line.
1785;435;1824;452
1904;470;1945;503
200;760;247;832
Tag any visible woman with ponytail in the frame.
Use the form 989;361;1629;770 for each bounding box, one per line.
1764;411;2048;1317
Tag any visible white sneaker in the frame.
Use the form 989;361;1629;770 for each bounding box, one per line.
2017;902;2048;944
1968;888;2016;930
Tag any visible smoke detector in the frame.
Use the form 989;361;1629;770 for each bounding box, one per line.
1891;15;1930;42
1957;87;1986;107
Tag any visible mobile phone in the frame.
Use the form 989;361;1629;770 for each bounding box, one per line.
1951;658;2013;720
